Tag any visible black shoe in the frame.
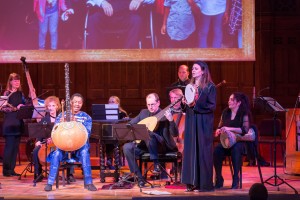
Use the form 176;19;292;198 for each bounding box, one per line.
68;174;76;182
259;160;270;167
11;172;20;176
185;184;196;192
138;180;146;188
231;177;239;189
152;164;161;174
84;184;97;191
44;184;52;191
3;173;12;177
215;176;224;189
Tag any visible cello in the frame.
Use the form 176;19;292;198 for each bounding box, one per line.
173;111;185;153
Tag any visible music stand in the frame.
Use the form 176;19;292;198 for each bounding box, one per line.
256;97;298;194
23;122;54;186
16;106;46;120
108;124;152;191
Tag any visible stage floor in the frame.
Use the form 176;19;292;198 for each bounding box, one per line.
0;162;299;199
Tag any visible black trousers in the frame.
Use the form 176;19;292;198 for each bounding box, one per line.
213;142;244;181
2;135;21;175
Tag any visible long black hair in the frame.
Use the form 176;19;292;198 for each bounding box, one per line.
232;92;252;123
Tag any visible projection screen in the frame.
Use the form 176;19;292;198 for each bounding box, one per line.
0;0;254;63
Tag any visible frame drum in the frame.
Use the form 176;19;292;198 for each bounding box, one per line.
185;84;196;105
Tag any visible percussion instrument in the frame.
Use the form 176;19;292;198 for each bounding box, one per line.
184;84;196;105
220;128;255;149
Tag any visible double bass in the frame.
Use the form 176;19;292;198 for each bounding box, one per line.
21;57;54;164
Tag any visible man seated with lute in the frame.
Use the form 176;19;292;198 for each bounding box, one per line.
123;93;179;187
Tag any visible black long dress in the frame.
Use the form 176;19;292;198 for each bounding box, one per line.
2;91;26;176
181;82;216;191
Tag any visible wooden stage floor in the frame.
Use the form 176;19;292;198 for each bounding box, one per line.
0;162;299;199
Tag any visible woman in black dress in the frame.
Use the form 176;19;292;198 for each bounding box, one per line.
213;92;251;189
181;61;216;192
1;73;28;177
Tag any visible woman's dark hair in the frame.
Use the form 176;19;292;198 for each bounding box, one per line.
190;61;213;88
232;92;252;123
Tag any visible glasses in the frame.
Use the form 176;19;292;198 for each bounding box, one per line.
147;102;158;107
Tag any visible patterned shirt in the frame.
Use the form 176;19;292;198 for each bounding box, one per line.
164;0;195;40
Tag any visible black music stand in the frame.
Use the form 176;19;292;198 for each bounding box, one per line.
108;124;153;191
256;97;298;194
20;122;54;186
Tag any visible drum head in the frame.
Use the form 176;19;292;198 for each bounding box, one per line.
185;84;196;104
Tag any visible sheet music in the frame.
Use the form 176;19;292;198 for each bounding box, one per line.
261;97;286;112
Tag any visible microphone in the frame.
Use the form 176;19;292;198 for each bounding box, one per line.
0;83;2;95
216;80;226;88
258;86;270;96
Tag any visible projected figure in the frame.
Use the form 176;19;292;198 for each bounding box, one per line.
189;0;228;48
86;0;154;49
34;0;74;49
161;0;196;48
227;0;242;48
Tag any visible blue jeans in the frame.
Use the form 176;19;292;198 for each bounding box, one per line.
47;144;93;185
197;12;224;48
39;11;59;49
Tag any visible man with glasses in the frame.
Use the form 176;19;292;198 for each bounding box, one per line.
123;93;179;187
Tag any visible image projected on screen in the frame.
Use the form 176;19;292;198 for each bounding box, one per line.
0;0;254;62
0;0;243;50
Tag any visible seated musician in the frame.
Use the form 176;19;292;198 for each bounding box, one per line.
44;93;97;191
32;96;61;182
169;88;185;153
105;96;128;169
123;93;178;187
213;92;251;189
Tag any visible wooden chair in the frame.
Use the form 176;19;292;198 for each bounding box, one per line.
138;151;182;183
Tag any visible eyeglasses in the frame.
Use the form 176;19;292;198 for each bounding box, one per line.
147;102;158;107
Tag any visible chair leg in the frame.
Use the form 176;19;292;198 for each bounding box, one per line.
254;146;264;184
174;161;178;182
228;157;234;178
55;168;59;189
62;169;66;187
239;166;242;189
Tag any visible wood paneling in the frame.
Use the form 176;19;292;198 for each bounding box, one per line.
0;0;299;127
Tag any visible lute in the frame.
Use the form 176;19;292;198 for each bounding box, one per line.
138;97;183;131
